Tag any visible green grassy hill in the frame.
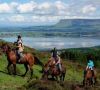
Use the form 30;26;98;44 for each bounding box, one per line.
0;40;100;90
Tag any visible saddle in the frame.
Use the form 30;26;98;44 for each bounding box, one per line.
85;69;94;78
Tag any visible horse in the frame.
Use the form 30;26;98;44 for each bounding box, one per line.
42;57;66;82
1;43;43;79
83;68;97;86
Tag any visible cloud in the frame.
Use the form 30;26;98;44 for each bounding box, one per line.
0;0;100;25
38;2;51;9
31;16;60;23
82;5;96;14
0;3;12;13
34;2;54;15
54;1;70;15
17;1;37;13
10;2;18;7
1;14;99;25
3;15;65;23
8;15;25;22
55;1;67;10
0;1;70;15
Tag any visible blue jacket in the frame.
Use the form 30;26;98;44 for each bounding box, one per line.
87;60;94;69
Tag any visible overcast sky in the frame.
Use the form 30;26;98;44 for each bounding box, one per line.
0;0;100;26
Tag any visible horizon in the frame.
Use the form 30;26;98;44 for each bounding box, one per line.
0;18;100;27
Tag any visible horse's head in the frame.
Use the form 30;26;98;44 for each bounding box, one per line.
41;60;52;80
1;44;11;54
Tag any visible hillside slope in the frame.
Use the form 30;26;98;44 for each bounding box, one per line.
0;40;100;90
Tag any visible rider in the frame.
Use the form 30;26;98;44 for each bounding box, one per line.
17;35;23;45
51;47;62;72
84;55;94;77
51;47;58;60
16;35;24;62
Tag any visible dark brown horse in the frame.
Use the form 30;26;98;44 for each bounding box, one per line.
42;57;66;81
1;44;43;79
83;68;97;86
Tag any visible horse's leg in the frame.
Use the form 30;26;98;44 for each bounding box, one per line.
94;77;97;85
91;77;94;86
60;74;62;81
84;78;87;87
7;62;11;74
13;64;16;75
83;79;85;86
55;76;58;81
22;64;28;77
62;73;65;81
51;74;54;80
29;66;33;79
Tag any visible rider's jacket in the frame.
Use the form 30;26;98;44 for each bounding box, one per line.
17;39;23;45
16;38;24;52
86;60;94;70
51;50;58;58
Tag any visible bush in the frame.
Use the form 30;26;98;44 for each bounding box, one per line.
25;80;63;90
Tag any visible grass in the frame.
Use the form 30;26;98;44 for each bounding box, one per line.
0;53;100;90
0;54;81;89
0;40;100;90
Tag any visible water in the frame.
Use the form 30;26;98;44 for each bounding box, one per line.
1;37;100;50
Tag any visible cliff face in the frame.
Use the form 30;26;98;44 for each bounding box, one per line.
53;19;100;29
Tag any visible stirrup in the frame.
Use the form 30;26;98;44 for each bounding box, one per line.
18;59;21;62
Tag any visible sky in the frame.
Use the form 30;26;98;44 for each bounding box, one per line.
0;0;100;26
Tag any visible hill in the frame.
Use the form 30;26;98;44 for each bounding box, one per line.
21;19;100;38
0;40;100;90
0;19;100;38
53;19;100;29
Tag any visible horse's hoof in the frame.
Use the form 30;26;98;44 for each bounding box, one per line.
21;74;25;77
30;77;32;80
14;74;17;76
8;73;11;75
27;79;30;82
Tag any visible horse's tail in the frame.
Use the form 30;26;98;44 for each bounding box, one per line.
34;56;44;67
34;56;44;73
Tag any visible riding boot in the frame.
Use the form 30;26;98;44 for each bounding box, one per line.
18;52;23;62
18;57;23;62
18;58;21;62
58;63;62;72
91;70;94;77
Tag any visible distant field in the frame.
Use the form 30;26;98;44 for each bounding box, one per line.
0;25;100;38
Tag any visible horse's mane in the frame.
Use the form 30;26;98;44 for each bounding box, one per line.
44;60;50;68
44;58;55;68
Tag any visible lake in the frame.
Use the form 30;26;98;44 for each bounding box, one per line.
1;37;100;50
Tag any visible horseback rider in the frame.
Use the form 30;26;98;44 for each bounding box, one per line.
51;47;62;72
84;55;94;77
51;47;58;59
16;35;24;62
17;35;23;45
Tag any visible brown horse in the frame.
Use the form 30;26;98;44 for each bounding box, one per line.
1;44;43;79
83;68;97;86
42;57;66;81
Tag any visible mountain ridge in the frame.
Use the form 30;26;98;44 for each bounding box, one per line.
53;19;100;29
